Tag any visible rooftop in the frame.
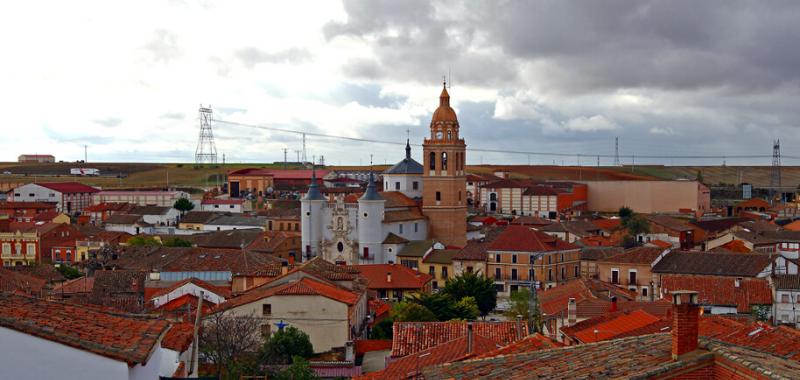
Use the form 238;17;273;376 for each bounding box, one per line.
0;293;169;365
652;251;772;277
34;182;100;194
357;263;432;290
392;321;528;358
597;246;667;265
660;274;772;312
488;225;579;252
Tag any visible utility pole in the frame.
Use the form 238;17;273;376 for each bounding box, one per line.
614;137;620;167
301;133;307;163
283;148;288;169
295;150;301;163
84;145;87;163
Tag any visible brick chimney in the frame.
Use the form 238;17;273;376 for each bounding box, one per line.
567;298;577;326
281;261;289;276
671;290;700;360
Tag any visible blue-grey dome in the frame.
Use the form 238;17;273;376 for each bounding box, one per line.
359;171;384;201
303;166;325;201
384;140;423;175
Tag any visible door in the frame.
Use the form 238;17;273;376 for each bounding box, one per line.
230;181;240;197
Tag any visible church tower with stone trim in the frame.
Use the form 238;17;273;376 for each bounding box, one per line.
422;82;467;247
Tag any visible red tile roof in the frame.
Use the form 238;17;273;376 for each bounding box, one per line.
0;201;57;210
488;225;579;252
391;321;527;357
361;334;500;380
590;218;621;231
472;333;563;359
201;198;245;205
229;168;331;179
649;239;673;249
379;191;419;208
354;339;393;355
719;239;752;252
53;276;95;294
214;277;359;312
146;277;232;301
36;182;100;194
0;293;169;365
563;309;661;343
161;322;194;353
0;267;47;296
661;274;772;312
597;246;667;265
382;209;425;223
357;263;432;290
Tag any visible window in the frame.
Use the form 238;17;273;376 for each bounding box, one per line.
441;267;448;279
436;192;441;201
494;284;504;293
467;266;474;273
561;267;566;280
1;243;10;255
15;243;22;255
530;255;536;264
429;152;436;170
494;268;501;280
547;256;551;264
447;130;452;140
511;269;518;280
629;271;637;285
399;224;404;234
429;266;435;276
782;294;790;303
642;288;648;297
548;269;553;282
495;254;501;263
529;269;534;281
395;182;400;190
611;269;619;284
414;223;418;233
511;254;517;263
432;281;438;290
337;242;344;252
560;253;564;262
412;181;419;190
401;259;419;269
441;152;448;170
26;244;35;255
262;304;272;316
363;247;370;259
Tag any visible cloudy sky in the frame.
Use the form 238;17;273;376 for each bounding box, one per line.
2;0;799;166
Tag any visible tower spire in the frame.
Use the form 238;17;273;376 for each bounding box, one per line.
405;139;411;160
303;156;324;200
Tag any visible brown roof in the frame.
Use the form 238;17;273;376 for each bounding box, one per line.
53;276;95;294
179;211;222;224
383;209;425;223
214;277;359;312
598;246;667;265
773;274;800;290
489;225;579;252
0;293;169;365
423;249;459;264
661;275;772;312
509;216;553;226
0;267;47;296
357;263;432;290
580;247;624;261
104;214;145;225
391;321;528;357
453;240;489;261
194;228;264;249
12;264;66;283
382;232;409;244
652;251;772;277
160;247;283;275
645;214;694;232
691;217;749;233
379;191;419;208
88;270;145;313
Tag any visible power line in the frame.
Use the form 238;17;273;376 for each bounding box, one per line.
213;118;800;161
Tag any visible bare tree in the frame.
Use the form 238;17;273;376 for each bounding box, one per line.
200;310;263;377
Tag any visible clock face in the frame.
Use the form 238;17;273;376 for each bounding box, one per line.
435;131;443;139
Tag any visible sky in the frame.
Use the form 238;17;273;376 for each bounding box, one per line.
1;0;799;166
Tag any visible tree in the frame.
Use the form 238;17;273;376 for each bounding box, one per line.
391;301;437;322
261;326;314;365
618;206;633;220
272;357;319;380
503;288;531;321
55;264;83;279
370;317;393;340
624;215;651;244
163;237;193;247
412;292;457;321
441;272;497;317
126;236;161;246
451;296;480;321
200;311;262;378
174;198;195;214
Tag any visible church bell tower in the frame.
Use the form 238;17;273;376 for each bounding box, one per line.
422;81;467;247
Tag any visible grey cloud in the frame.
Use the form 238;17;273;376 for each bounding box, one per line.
144;29;181;62
234;47;311;68
93;117;123;127
160;112;185;120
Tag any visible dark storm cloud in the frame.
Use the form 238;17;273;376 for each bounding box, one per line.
327;0;800;93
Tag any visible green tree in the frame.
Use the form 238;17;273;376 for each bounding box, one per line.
503;288;531;321
441;272;497;317
272;357;319;380
163;237;193;247
369;318;393;339
451;296;480;321
174;198;195;214
126;236;161;246
624;215;651;244
412;292;458;321
391;301;437;322
261;326;314;365
55;264;83;279
618;206;633;220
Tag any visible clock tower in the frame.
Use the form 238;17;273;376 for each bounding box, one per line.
422;82;467;247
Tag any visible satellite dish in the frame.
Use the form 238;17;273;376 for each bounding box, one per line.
267;187;274;194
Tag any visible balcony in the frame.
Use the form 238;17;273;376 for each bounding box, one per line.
608;277;640;286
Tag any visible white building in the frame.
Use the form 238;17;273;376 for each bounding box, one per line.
202;215;267;231
382;140;424;199
92;190;190;207
302;168;428;265
200;198;247;213
129;206;181;226
773;275;800;327
0;292;184;380
11;182;99;215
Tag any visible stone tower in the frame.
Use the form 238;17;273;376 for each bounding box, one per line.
422;82;467;247
357;171;385;263
300;165;325;261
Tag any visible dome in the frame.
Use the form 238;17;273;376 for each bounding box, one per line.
384;139;424;175
431;85;458;123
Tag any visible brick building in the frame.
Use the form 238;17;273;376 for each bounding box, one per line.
10;182;99;215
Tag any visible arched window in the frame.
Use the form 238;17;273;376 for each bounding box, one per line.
429;152;436;170
447;130;452;140
441;152;448;171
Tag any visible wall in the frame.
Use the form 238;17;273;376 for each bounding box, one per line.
580;181;708;214
383;174;423;199
0;326;131;380
595;262;656;300
227;294;350;353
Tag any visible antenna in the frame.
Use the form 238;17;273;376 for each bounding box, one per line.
283;148;288;169
613;137;620;167
771;139;782;204
301;133;307;164
195;105;218;164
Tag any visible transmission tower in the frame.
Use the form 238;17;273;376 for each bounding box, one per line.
771;139;782;203
301;133;307;163
195;106;218;164
613;137;620;167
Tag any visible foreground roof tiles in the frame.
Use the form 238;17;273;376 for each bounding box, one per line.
392;321;528;357
0;293;169;365
598;246;667;265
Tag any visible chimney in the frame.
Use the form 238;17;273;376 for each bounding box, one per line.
671;290;700;360
609;296;617;312
288;253;295;266
467;322;474;355
567;298;577;326
386;271;392;284
345;341;354;362
281;261;289;275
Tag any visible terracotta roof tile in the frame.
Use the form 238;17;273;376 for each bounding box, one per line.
563;309;661;343
472;333;562;359
488;225;579;252
661;274;772;312
161;322;194;353
0;267;47;296
382;209;425;223
598;246;667;265
652;251;772;277
214;277;359;312
391;321;527;357
36;182;100;194
0;293;168;365
357;264;431;290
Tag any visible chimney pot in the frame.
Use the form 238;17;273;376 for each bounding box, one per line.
670;290;700;360
467;323;474;354
567;298;577;326
609;296;618;312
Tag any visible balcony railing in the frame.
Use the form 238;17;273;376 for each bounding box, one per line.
608;277;640;286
